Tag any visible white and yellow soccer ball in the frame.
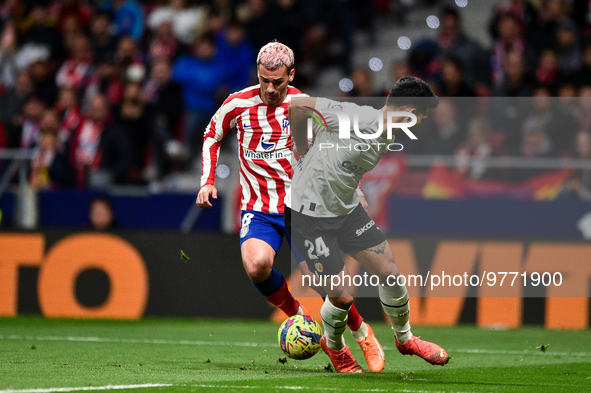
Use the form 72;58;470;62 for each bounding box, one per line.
277;315;323;360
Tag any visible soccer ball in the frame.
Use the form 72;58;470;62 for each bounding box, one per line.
277;315;323;360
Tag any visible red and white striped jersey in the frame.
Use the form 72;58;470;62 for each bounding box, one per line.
201;85;307;214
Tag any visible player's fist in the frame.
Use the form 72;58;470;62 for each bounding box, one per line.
197;185;217;208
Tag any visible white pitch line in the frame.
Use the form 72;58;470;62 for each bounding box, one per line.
188;384;488;393
0;384;173;393
0;385;491;393
0;335;268;348
1;335;589;357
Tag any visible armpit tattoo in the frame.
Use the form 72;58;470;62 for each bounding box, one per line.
367;241;386;254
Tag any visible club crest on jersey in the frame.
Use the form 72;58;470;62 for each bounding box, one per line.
281;118;290;134
314;262;324;273
260;133;276;151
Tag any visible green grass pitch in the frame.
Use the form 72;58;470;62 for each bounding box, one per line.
1;317;590;393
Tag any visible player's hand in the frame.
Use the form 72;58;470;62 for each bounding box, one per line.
197;185;217;208
359;195;369;214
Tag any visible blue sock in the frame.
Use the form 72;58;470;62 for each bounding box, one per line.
252;268;285;297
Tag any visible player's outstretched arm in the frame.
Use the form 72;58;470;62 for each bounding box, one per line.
289;97;317;155
196;184;218;208
201;98;236;191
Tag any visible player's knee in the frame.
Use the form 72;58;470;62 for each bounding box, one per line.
330;296;354;310
243;257;273;282
379;255;400;280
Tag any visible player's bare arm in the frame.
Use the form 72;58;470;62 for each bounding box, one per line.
289;97;317;155
365;240;386;255
358;195;369;213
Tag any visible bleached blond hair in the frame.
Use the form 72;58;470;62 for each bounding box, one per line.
257;41;294;71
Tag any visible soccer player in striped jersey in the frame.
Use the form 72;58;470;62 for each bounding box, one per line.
288;77;449;373
196;42;385;372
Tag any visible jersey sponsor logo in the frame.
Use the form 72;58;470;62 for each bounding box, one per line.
260;133;276;151
243;148;290;160
243;123;252;128
356;220;376;236
342;160;369;176
330;104;344;110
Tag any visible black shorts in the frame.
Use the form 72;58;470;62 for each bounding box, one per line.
285;204;386;277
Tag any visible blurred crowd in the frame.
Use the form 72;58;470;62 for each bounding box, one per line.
0;0;372;188
340;0;591;198
0;0;590;195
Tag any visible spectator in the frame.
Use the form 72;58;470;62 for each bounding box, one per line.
535;49;560;87
574;43;591;85
437;5;488;87
55;34;93;90
408;40;440;82
118;82;151;182
513;117;556;181
215;20;255;91
0;120;7;152
555;21;582;73
90;11;118;63
347;68;378;97
564;130;591;199
29;110;75;188
391;60;411;84
172;33;226;158
115;36;145;81
490;0;538;36
455;118;494;180
0;21;18;90
19;2;62;60
557;82;578;113
572;0;591;41
84;55;124;107
492;51;534;97
438;57;476;97
411;98;465;155
0;70;33;148
534;0;572;52
101;0;145;41
241;0;277;52
572;85;591;132
382;60;412;96
21;96;45;149
147;20;180;63
48;0;93;34
491;12;527;88
61;16;86;60
265;0;307;66
55;87;82;146
526;85;578;155
143;58;184;178
88;196;118;230
28;59;57;107
71;94;131;186
147;0;208;45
